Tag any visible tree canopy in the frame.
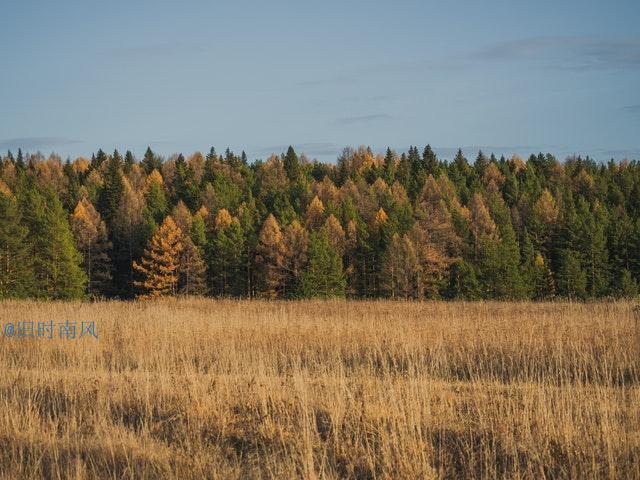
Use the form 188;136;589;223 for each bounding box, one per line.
1;145;639;300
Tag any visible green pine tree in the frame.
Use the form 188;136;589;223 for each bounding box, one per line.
0;191;34;298
97;150;125;224
283;146;301;181
17;180;86;299
556;249;587;300
297;232;346;298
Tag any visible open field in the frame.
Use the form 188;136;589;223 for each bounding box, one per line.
0;300;638;479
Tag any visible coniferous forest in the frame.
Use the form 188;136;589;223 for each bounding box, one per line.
1;144;639;301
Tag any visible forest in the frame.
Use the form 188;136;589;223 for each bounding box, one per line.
0;144;639;301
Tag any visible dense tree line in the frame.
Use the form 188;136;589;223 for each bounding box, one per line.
1;145;639;300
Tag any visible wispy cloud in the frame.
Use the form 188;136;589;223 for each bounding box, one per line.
622;104;640;114
471;36;640;71
254;142;340;158
0;137;82;151
335;114;392;125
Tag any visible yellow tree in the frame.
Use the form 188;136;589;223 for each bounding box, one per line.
69;197;112;296
172;202;207;295
469;192;499;248
133;216;184;299
383;233;420;299
255;214;286;298
305;196;325;231
321;214;346;255
282;219;309;295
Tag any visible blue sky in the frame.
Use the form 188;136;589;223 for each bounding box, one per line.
1;0;639;162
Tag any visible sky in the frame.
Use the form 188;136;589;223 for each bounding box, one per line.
1;0;639;163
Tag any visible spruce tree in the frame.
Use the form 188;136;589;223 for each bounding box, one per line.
208;210;245;296
298;232;346;298
0;191;34;298
97;150;125;224
17;181;86;299
447;260;481;300
422;144;438;176
382;148;395;185
556;249;587;299
283;146;300;181
141;146;162;174
172;154;199;210
124;150;135;173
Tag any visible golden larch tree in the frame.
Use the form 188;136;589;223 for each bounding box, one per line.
255;214;287;298
305;196;325;231
172;201;207;295
70;197;112;296
321;214;346;255
469;192;499;246
133;216;184;299
383;233;420;299
282;219;309;294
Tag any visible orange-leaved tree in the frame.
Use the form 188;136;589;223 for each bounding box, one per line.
133;215;183;299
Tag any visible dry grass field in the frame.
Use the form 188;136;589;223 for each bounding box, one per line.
0;300;638;479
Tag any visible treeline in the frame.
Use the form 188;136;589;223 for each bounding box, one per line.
1;145;639;300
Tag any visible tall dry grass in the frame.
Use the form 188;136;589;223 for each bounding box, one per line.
0;299;638;479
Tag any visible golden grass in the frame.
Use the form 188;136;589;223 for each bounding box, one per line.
0;299;638;479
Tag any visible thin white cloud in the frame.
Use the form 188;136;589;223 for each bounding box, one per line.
0;137;82;151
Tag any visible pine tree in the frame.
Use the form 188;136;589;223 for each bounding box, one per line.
612;269;638;299
63;160;81;210
284;146;300;181
17;181;86;299
124;150;135;173
70;197;112;297
97;150;125;224
133;216;184;299
407;146;423;201
447;260;481;300
520;228;554;299
382;148;395;185
208;210;245;296
556;249;587;299
141;147;162;174
172;153;199;210
0;191;34;298
575;199;609;297
422;145;438;176
298;232;346;298
91;149;107;171
476;191;526;299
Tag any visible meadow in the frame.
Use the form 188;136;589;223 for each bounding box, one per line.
0;300;638;479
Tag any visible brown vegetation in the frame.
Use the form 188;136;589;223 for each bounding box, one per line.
0;300;638;479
